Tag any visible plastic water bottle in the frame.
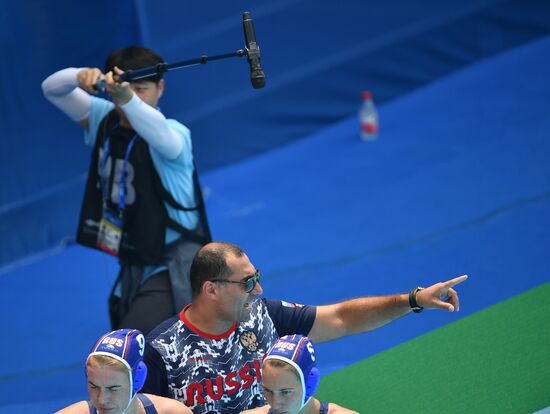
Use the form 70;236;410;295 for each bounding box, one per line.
359;90;379;141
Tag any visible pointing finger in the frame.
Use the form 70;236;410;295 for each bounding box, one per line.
445;274;468;288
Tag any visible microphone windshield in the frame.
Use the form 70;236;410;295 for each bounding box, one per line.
242;11;266;89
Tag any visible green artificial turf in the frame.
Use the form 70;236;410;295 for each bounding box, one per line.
317;282;550;413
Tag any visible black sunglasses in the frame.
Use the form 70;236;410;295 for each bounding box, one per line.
210;269;261;293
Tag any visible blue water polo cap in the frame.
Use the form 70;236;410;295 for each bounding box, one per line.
264;335;320;407
86;329;148;399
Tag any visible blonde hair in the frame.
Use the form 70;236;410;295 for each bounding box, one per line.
263;358;301;382
87;354;128;373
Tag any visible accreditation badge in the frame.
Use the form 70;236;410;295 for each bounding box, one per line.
97;208;124;256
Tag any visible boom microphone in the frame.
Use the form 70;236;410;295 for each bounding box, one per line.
92;13;265;92
242;12;266;89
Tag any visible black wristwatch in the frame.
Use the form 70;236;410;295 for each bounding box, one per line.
409;287;425;313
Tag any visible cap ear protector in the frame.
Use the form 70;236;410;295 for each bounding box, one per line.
133;360;147;392
86;329;148;400
305;366;320;400
264;335;320;408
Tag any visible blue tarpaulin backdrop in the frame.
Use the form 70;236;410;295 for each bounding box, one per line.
1;0;550;269
0;1;549;412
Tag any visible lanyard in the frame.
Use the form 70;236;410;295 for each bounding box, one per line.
99;131;138;214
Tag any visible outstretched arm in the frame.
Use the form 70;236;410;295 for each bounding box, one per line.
308;275;468;343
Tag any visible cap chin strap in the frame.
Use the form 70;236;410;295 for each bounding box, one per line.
120;368;136;414
300;396;312;412
121;392;137;414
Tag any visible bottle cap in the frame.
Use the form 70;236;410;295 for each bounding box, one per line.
362;90;372;100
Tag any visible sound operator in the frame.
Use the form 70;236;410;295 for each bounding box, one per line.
41;46;212;335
